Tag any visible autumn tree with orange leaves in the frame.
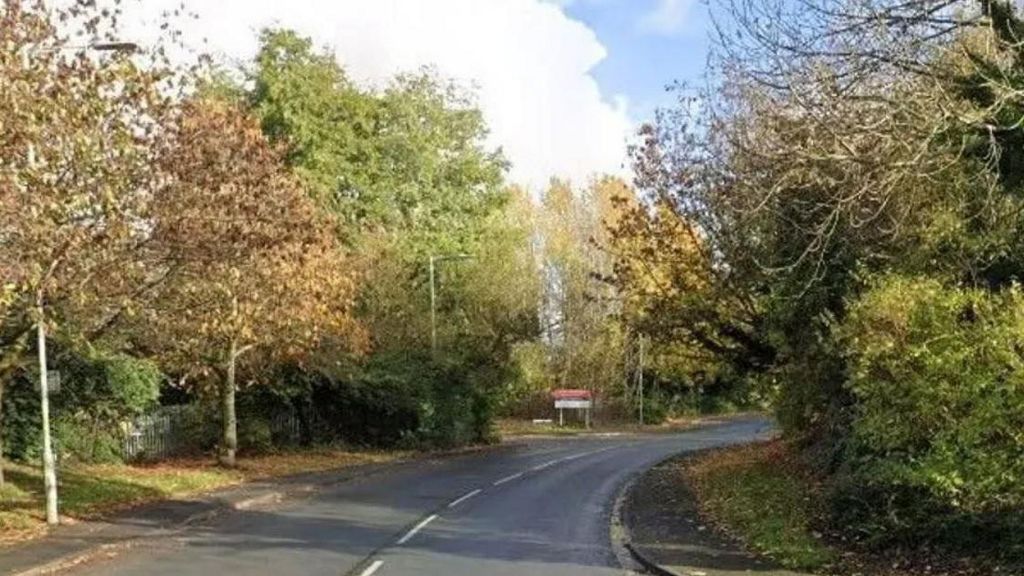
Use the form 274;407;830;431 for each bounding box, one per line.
0;0;177;486
147;98;364;467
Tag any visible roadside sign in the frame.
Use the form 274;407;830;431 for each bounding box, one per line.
35;370;60;395
551;389;593;428
555;399;592;409
551;389;592;400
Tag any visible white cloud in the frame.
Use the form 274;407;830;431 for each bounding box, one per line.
637;0;694;35
115;0;633;188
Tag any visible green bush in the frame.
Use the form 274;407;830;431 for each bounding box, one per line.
237;418;274;455
1;374;42;462
837;275;1024;547
52;351;162;463
636;386;669;424
272;346;502;450
3;347;162;464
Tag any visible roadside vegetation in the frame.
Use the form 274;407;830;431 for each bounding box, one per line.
686;441;1019;576
6;0;1020;570
0;448;400;544
1;0;743;540
685;442;836;571
610;0;1024;571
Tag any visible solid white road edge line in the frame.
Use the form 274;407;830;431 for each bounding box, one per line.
397;514;438;545
493;472;523;486
447;488;483;508
360;560;384;576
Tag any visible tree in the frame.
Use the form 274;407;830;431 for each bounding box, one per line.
148;98;364;466
604;180;752;408
249;28;508;253
0;0;175;490
528;178;635;412
638;0;1024;552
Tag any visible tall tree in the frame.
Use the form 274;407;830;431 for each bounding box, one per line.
249;29;507;256
148;98;364;466
0;0;175;487
536;178;628;399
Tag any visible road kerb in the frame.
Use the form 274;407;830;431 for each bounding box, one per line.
624;542;686;576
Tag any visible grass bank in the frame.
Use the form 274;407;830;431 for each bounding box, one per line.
684;440;836;572
684;441;1018;576
0;449;401;545
496;416;704;438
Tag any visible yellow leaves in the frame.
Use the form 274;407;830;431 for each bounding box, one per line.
0;2;178;344
607;191;709;310
145;97;366;378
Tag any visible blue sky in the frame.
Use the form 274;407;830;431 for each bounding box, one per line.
556;0;713;123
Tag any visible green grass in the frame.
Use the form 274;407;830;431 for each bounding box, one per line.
57;466;238;516
0;448;398;545
495;419;591;437
686;441;837;571
0;461;239;543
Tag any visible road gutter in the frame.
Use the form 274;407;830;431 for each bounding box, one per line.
610;473;652;576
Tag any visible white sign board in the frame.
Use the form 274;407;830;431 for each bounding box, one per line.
35;370;60;394
555;399;591;409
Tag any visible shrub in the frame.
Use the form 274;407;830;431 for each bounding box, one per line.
636;386;669;424
3;348;162;464
837;275;1024;547
237;418;274;455
274;347;502;450
52;351;162;463
1;374;42;462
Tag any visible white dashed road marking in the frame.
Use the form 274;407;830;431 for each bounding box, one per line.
397;514;438;545
359;560;384;576
532;458;561;471
493;472;523;486
447;489;482;508
352;442;630;575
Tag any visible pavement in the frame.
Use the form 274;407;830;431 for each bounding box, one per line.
0;415;775;576
0;459;408;576
621;450;815;576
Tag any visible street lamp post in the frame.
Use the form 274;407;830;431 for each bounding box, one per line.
638;334;645;427
429;254;473;352
21;40;138;527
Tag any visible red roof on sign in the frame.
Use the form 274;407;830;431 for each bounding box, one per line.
551;389;592;400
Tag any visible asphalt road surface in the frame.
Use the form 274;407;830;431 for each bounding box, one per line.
68;416;773;576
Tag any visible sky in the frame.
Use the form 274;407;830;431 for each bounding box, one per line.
116;0;712;189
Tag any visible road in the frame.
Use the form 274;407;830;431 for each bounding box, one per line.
67;416;772;576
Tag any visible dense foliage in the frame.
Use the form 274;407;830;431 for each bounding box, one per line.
618;0;1024;560
11;3;1020;565
837;276;1024;545
0;2;547;478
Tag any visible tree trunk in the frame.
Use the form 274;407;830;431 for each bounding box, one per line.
219;340;238;468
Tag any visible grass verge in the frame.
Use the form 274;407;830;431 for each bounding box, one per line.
684;440;836;572
496;416;701;438
0;448;401;546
